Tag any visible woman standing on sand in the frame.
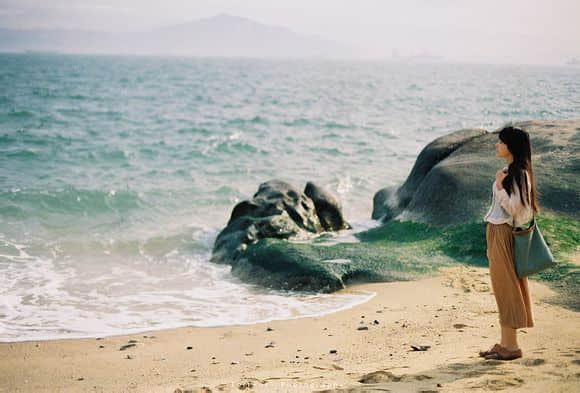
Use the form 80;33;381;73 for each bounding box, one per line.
480;126;538;361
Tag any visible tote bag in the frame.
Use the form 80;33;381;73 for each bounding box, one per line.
512;217;556;278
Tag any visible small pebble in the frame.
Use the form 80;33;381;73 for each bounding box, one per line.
239;381;253;389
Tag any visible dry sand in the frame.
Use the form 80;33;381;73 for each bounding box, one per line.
1;264;579;393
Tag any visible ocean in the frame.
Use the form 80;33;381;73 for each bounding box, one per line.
1;53;579;341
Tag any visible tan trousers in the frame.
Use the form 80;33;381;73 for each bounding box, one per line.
486;222;534;329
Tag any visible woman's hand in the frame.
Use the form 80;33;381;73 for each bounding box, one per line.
495;169;507;190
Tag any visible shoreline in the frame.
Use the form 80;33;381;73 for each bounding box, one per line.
0;289;378;345
1;264;578;393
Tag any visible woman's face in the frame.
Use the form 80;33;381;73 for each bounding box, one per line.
495;139;511;158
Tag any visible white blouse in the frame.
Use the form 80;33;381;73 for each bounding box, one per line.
484;167;534;228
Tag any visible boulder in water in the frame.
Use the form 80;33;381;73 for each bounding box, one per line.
211;179;350;266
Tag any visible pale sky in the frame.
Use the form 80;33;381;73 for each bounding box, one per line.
1;0;579;63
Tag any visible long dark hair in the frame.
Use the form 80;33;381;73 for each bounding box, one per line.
498;126;540;213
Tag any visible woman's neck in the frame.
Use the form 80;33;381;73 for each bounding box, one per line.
505;154;514;165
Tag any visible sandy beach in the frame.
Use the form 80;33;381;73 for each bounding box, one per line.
1;264;579;393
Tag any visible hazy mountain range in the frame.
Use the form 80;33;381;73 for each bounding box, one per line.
0;13;361;58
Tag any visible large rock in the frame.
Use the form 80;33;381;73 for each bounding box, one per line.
211;179;350;266
373;120;580;225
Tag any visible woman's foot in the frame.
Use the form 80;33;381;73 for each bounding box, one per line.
484;346;522;361
478;343;503;358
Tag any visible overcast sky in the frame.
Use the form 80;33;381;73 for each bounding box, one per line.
1;0;579;63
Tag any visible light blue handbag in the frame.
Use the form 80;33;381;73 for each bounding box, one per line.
513;216;556;278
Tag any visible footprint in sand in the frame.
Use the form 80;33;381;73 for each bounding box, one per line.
358;370;433;383
439;361;504;379
358;370;402;383
469;376;525;390
521;358;546;366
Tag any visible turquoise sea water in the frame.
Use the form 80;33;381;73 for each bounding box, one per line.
1;54;579;341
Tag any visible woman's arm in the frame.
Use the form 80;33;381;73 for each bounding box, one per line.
496;170;531;216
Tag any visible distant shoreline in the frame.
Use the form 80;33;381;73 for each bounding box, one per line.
1;51;577;67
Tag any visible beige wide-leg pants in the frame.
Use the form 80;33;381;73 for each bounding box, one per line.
486;222;534;329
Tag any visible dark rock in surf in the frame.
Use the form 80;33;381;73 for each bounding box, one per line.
210;179;351;291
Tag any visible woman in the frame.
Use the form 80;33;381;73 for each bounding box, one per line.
480;126;539;361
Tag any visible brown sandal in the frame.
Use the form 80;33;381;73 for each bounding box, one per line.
479;343;503;358
484;347;522;361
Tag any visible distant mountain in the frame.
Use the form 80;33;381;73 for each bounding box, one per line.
0;14;358;58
